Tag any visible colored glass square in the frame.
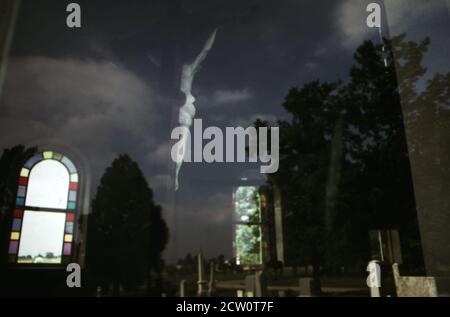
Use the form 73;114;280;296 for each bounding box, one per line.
61;156;77;173
20;168;29;177
64;234;73;242
53;152;62;161
24;153;42;169
10;232;20;240
65;222;74;234
63;243;71;255
17;186;26;198
19;177;28;186
8;241;18;254
14;209;23;218
12;218;21;231
43;151;53;159
70;173;78;182
66;213;75;221
69;190;77;202
68;202;76;210
16;197;24;206
69;182;78;190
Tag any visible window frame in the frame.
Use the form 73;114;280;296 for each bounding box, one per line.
7;150;79;266
233;185;264;267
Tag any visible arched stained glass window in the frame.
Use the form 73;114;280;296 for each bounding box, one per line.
8;151;79;265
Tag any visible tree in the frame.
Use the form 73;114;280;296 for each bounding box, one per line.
87;154;168;295
257;33;445;285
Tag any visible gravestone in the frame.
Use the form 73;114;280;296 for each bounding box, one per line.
254;270;268;297
298;277;319;297
393;263;438;297
244;274;255;297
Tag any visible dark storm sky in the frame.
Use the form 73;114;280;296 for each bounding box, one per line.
1;0;448;262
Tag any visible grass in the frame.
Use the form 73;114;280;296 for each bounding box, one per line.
17;257;61;264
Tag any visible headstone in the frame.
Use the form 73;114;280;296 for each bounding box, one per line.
273;185;285;263
197;252;207;296
298;277;314;297
393;263;438;297
244;274;255;297
254;270;268;297
207;261;216;296
180;280;187;297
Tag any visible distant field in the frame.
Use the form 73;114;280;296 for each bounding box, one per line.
17;257;61;264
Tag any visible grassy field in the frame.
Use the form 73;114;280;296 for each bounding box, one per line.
17;257;61;264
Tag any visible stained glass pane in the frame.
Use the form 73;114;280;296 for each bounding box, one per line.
68;190;77;202
70;173;78;183
43;151;53;159
25;160;69;209
20;168;29;177
8;241;18;254
52;152;62;161
68;202;76;210
12;219;21;231
65;222;74;234
17;210;65;264
64;234;73;242
69;182;78;190
61;156;77;174
24;153;43;169
10;232;20;240
19;177;28;186
17;186;26;197
63;243;71;256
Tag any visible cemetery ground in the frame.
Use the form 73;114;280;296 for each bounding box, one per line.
161;268;396;297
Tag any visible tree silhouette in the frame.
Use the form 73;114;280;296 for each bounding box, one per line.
256;33;448;285
87;154;168;295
